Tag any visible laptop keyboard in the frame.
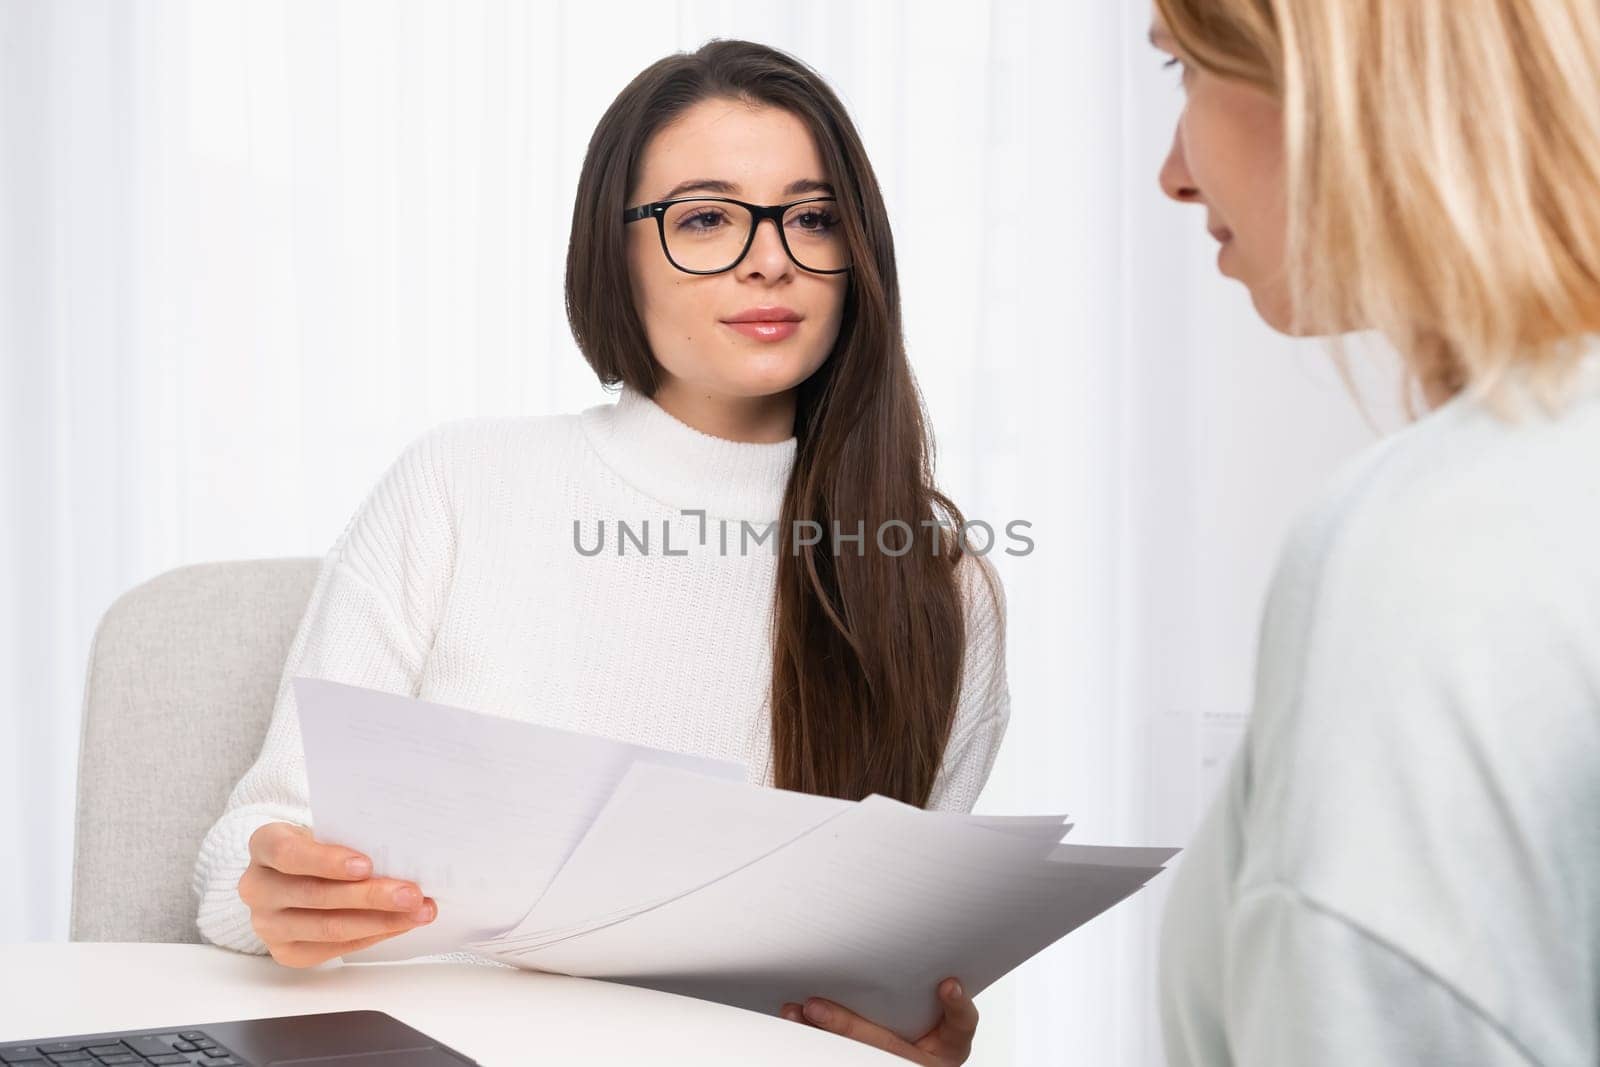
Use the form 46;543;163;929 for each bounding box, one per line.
0;1031;241;1066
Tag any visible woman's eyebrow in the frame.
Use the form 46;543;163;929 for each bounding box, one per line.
1148;26;1176;50
656;177;835;200
784;178;834;197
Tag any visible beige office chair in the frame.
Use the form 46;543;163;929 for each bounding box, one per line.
69;558;319;942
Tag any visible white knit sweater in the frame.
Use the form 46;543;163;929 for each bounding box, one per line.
192;385;1012;955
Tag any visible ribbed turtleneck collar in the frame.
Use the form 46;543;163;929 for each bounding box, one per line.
579;385;798;522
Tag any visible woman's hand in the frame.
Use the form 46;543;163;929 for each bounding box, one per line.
238;821;437;968
781;977;978;1065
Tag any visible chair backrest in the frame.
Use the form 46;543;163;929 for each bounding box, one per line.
70;558;319;942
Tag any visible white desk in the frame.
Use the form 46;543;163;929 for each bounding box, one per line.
0;943;903;1065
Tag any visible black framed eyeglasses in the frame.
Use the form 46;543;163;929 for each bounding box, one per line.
622;196;852;275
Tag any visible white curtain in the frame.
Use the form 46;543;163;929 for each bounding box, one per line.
1;1;1400;1062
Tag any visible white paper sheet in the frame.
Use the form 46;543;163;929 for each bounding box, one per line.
293;677;745;961
472;763;854;954
295;678;1176;1032
474;765;1080;957
482;792;1174;1038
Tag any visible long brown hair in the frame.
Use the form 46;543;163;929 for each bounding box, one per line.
566;39;978;805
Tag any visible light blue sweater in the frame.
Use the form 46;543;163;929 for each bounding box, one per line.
1160;352;1600;1066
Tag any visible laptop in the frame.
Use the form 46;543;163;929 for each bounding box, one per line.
0;1010;479;1066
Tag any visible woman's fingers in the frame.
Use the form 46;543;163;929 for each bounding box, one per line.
246;864;425;913
264;902;436;947
779;980;977;1066
255;896;435;968
269;928;414;969
241;823;438;969
789;998;937;1065
249;821;373;881
915;979;979;1061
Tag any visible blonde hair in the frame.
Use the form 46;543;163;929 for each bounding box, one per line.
1156;0;1600;410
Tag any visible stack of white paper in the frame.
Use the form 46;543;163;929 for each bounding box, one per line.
295;678;1177;1039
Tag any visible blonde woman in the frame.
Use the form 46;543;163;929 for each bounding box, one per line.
1148;1;1600;1063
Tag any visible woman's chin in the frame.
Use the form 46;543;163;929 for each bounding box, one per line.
713;352;830;398
1244;283;1306;337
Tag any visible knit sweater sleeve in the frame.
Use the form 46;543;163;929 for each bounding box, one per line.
925;553;1011;813
191;424;461;954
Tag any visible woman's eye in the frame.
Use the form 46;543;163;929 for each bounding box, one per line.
1162;56;1188;83
790;210;840;233
679;210;729;231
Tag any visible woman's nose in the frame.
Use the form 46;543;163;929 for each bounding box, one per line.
1160;126;1201;203
738;217;793;280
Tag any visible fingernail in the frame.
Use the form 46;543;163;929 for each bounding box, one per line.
781;1005;802;1023
346;857;372;877
394;887;421;908
946;979;965;1000
803;1000;830;1025
410;902;435;922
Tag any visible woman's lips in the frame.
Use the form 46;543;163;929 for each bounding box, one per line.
722;320;801;342
1209;228;1236;273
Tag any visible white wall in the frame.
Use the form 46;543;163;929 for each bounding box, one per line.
0;2;1405;1062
